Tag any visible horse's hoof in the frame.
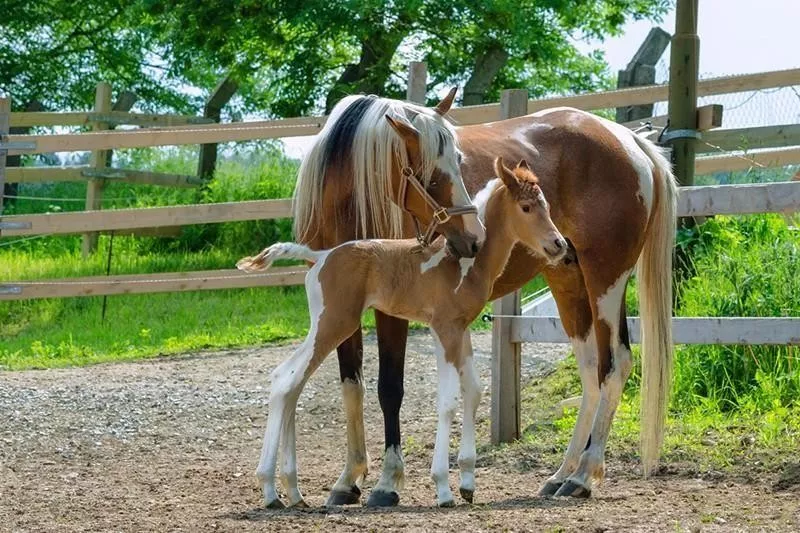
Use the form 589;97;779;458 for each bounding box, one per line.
326;486;362;506
538;480;563;496
265;498;286;509
289;499;309;509
459;487;474;503
366;489;400;507
554;480;591;498
438;498;456;508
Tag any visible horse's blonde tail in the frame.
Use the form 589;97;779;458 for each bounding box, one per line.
292;142;326;245
236;243;325;272
632;134;677;477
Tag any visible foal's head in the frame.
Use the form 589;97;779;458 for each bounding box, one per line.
491;157;567;261
383;88;486;258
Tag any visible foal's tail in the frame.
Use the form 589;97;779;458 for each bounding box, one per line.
236;242;325;272
632;133;678;477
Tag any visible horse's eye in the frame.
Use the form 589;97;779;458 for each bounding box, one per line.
522;204;531;213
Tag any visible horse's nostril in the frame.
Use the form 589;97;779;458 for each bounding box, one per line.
471;242;479;255
555;238;566;250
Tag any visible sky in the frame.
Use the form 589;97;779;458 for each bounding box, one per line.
281;0;799;158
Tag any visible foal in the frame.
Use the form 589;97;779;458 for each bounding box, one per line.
238;158;567;508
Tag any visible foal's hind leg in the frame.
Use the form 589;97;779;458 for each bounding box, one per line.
556;265;635;498
327;330;369;506
538;266;599;496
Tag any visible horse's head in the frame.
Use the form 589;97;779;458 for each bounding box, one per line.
491;157;567;262
384;88;485;258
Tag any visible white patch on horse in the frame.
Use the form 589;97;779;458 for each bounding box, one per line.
421;247;447;273
436;139;486;243
455;257;475;291
596;268;633;345
372;444;405;495
329;377;368;493
600;117;655;214
472;178;499;221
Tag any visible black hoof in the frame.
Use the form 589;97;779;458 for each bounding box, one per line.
554;480;591;498
366;489;400;507
538;480;563;496
265;498;286;509
326;485;362;506
438;498;456;508
459;487;474;503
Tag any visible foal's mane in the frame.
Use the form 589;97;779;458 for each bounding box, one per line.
293;95;459;242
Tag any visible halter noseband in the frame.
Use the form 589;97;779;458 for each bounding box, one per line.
396;166;478;252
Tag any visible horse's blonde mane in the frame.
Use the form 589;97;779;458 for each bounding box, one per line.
293;96;459;242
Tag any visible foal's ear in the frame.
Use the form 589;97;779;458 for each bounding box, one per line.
494;157;519;192
385;113;420;142
516;159;531;170
434;87;458;116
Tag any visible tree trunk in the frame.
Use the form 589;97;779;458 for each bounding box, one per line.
462;44;509;107
325;30;405;113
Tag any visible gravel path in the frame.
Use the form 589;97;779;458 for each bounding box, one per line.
1;331;797;532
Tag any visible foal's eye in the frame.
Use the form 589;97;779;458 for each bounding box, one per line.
521;204;531;213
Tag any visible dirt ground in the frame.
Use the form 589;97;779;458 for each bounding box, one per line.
1;331;798;532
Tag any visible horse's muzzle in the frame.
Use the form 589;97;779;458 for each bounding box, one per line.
446;232;480;258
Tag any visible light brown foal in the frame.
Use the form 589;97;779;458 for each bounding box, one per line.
238;158;567;508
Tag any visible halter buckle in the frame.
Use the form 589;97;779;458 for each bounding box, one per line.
432;208;451;225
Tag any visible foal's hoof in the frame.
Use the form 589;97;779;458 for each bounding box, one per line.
289;499;309;509
459;487;474;503
438;498;456;508
554;480;591;498
265;498;286;509
326;486;362;506
366;489;400;507
538;480;563;496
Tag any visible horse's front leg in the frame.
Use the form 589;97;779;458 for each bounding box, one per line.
366;312;409;507
430;328;462;507
327;328;369;506
457;331;481;503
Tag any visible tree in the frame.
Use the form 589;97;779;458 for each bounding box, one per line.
1;0;671;116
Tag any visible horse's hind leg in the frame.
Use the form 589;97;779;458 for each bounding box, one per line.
366;312;408;508
538;265;599;496
556;264;635;498
327;329;369;506
457;331;481;503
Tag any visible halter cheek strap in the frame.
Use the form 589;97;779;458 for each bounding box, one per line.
397;166;478;252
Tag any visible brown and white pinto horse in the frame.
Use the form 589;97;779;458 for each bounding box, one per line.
239;159;567;507
293;94;677;504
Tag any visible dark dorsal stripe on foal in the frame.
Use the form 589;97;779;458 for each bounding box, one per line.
323;95;378;172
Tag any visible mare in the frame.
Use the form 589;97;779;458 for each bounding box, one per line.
293;95;678;503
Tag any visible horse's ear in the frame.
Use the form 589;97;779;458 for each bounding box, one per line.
434;87;458;115
516;159;530;170
385;113;420;142
494;157;519;192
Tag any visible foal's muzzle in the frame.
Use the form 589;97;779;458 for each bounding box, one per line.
446;232;480;258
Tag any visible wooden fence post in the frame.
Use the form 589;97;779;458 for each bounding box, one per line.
668;0;700;190
197;76;238;181
0;97;9;219
82;82;112;257
406;62;427;104
491;88;528;445
616;27;671;124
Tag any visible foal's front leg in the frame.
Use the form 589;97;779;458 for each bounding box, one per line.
457;331;482;503
430;329;463;507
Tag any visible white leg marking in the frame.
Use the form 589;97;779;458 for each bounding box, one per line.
457;332;481;499
280;403;305;506
371;444;406;495
256;259;328;506
597;269;633;343
430;331;459;506
421;247;447;273
330;378;369;496
544;325;599;487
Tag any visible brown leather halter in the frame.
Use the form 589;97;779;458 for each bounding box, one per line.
396;166;478;252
